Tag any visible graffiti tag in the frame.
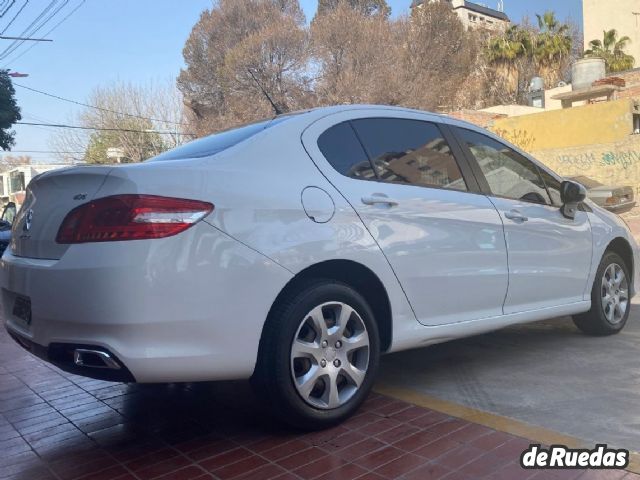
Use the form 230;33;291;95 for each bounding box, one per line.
556;150;640;170
600;150;640;169
556;152;596;169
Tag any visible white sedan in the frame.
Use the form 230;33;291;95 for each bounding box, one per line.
2;105;637;429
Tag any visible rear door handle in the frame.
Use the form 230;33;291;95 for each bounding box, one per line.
361;195;399;207
504;210;528;222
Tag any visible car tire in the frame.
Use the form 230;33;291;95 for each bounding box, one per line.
573;252;631;336
252;279;380;430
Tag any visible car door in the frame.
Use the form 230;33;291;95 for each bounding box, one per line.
452;126;593;314
302;111;509;326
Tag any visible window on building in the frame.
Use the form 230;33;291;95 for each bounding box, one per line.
317;122;376;181
0;176;4;197
456;128;551;205
9;171;25;194
351;118;468;191
633;113;640;134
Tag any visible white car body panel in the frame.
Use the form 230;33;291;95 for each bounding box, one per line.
486;197;593;314
2;221;293;382
301;109;509;326
1;105;638;383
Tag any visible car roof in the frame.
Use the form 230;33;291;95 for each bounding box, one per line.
278;104;482;133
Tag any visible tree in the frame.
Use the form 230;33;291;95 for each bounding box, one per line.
311;1;477;110
0;154;30;171
585;29;635;73
52;80;185;163
485;12;574;103
316;0;390;17
398;1;479;111
0;70;21;151
486;24;532;97
533;11;572;70
178;0;312;136
311;3;402;106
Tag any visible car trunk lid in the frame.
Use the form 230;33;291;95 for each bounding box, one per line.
11;166;114;260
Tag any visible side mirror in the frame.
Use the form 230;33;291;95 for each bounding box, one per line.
560;180;587;219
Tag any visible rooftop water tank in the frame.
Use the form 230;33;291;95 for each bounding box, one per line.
572;58;606;90
530;76;544;92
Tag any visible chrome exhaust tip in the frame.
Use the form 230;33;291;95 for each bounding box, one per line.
73;349;121;370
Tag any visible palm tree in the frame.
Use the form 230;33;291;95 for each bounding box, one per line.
486;26;531;64
533;11;572;67
585;29;635;73
485;26;532;101
485;12;573;100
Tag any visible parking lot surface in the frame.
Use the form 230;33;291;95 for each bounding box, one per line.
378;300;640;452
3;327;640;480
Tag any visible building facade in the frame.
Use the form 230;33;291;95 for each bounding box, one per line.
0;164;71;208
411;0;509;31
583;0;640;68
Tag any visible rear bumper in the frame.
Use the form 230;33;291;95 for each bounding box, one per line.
0;223;293;383
7;329;135;382
603;201;636;213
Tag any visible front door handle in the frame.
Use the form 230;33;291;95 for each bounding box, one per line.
504;210;528;222
361;195;399;207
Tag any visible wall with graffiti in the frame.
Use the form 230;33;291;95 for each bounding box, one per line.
531;135;640;194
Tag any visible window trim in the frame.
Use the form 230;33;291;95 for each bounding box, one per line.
341;117;481;193
450;126;560;207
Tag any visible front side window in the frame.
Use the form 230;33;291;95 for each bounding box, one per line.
457;128;551;205
351;118;467;191
317;122;376;180
538;169;562;206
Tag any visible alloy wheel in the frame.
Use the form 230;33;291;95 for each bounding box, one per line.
290;301;370;410
601;263;629;325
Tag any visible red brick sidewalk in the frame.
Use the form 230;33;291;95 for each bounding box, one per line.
0;328;636;480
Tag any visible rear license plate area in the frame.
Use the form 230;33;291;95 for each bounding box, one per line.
12;296;31;326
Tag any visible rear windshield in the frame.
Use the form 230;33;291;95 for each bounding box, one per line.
148;116;290;162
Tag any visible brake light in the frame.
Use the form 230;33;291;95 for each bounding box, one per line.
56;195;214;244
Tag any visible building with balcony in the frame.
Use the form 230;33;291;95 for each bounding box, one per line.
410;0;510;32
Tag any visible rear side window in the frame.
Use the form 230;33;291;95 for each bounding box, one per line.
317;122;377;180
352;118;467;191
148;117;290;162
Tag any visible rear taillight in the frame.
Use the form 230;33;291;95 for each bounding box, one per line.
56;195;214;244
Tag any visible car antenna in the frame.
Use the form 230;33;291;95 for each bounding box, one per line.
247;68;283;116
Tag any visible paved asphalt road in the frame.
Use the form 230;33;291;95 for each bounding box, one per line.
377;300;640;451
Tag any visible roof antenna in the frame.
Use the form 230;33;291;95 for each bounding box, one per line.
247;68;283;116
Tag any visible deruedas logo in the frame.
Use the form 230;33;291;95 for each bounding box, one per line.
521;444;629;469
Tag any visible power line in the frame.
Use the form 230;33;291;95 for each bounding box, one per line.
3;0;81;65
0;0;16;18
14;82;189;127
16;121;195;136
0;0;67;60
0;0;57;59
1;0;29;35
0;35;51;41
2;149;83;153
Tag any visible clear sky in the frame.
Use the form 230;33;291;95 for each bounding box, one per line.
1;0;583;160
